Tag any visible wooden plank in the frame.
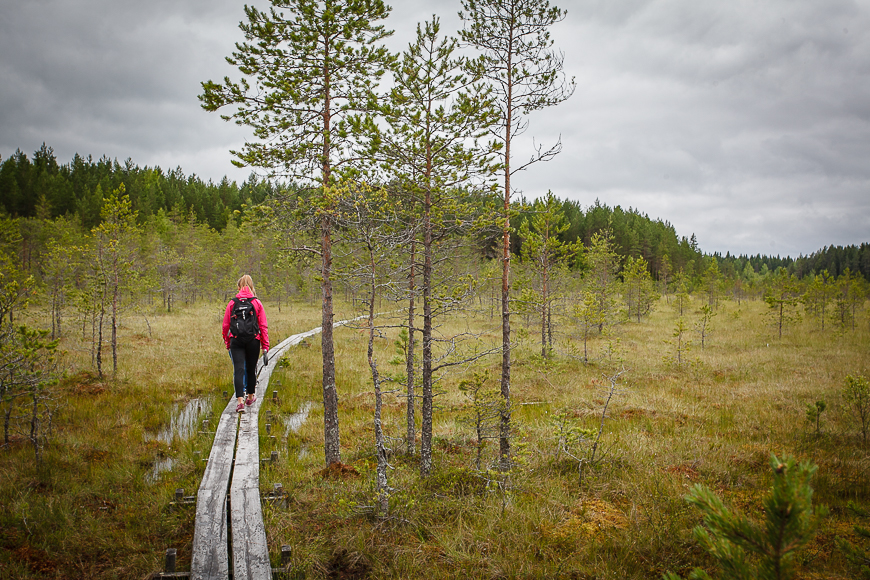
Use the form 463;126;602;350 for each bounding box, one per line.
231;387;272;580
190;400;238;580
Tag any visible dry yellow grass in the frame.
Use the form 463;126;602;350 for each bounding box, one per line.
0;294;867;578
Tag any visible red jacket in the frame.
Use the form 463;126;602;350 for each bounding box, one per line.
222;288;269;350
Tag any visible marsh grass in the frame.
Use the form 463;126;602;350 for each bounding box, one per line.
1;296;868;578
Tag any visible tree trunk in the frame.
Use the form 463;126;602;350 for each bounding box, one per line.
112;262;119;377
420;189;434;476
406;238;416;456
366;252;389;515
97;291;105;378
30;394;41;463
499;67;513;472
321;214;340;466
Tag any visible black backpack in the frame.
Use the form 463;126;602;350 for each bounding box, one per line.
230;297;259;340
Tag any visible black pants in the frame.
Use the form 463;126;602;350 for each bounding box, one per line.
230;338;260;399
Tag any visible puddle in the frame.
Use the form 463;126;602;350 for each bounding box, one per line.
146;397;211;483
284;401;314;436
154;397;210;444
148;457;174;484
283;401;314;461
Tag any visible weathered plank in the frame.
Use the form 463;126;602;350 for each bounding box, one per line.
230;364;272;580
190;401;238;580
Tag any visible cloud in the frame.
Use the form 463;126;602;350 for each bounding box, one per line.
1;0;867;257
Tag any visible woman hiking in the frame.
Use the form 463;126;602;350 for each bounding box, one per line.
222;275;270;413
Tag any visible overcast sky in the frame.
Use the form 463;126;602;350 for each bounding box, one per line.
1;0;868;258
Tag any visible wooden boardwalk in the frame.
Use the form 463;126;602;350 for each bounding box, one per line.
189;321;354;580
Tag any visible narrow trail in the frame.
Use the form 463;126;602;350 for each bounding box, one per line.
189;319;357;580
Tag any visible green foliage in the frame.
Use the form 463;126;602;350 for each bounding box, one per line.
764;268;802;339
673;270;692;317
0;147;274;230
0;254;58;461
664;454;827;580
700;258;723;308
804;400;826;436
623;255;659;322
458;371;501;470
518;191;583;356
582;229;622;335
695;304;716;350
837;501;870;579
664;317;691;368
831;269;866;332
200;0;393;182
551;409;596;462
843;374;870;444
801;270;835;331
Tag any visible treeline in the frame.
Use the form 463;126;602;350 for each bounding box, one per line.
712;245;870;283
0;144;277;230
516;198;705;280
4;145;866;286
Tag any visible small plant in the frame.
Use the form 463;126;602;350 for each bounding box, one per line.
663;454;827;580
458;371;501;470
844;374;870;444
551;409;596;463
664;317;691;368
695;304;716;350
804;400;826;436
837;501;870;579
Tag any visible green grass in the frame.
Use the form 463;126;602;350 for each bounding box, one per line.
1;295;868;578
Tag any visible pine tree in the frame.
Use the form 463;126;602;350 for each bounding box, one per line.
583;229;621;334
201;0;393;466
461;0;575;471
365;16;497;474
623;255;658;322
517;191;582;357
664;454;827;580
764;268;802;340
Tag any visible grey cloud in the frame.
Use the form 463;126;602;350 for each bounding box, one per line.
1;0;867;256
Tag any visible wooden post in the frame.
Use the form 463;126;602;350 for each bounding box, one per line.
270;435;276;446
274;483;283;495
165;548;177;573
266;410;273;420
223;390;228;398
270;451;278;464
281;545;292;566
175;489;183;502
272;391;278;403
265;423;271;434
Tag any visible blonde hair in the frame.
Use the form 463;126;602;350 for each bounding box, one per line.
237;275;257;297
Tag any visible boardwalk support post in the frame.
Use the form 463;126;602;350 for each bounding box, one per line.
265;423;271;434
175;489;183;502
165;548;177;573
272;390;278;403
281;545;292;566
270;451;278;464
